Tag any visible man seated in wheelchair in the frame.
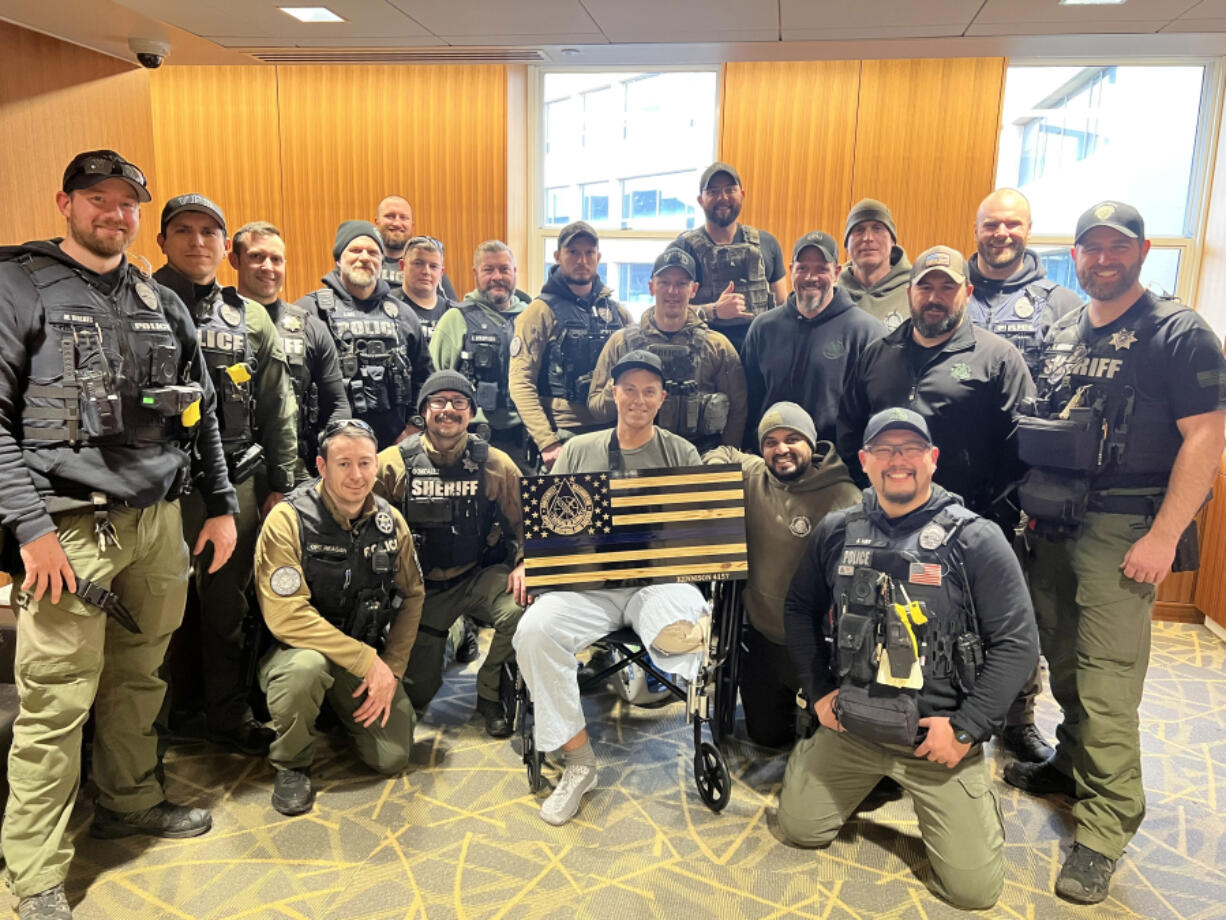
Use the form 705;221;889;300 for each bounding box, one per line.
513;350;710;826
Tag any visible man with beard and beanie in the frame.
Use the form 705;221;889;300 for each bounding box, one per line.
838;198;913;333
743;231;885;449
968;189;1083;381
0;151;237;920
373;371;526;737
230;221;351;483
1006;202;1226;904
374;195;458;301
672;163;788;356
432;241;531;471
588;247;747;451
395;235;458;341
153;194;297;756
702;402;860;748
298;221;433;450
508;221;632;470
836;246;1034;533
513;350;710;827
254;418;424;816
779;408;1038;911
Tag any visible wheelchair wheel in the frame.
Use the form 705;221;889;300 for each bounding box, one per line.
693;741;731;812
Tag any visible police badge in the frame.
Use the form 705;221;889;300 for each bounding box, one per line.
135;281;160;312
375;511;395;534
383;301;399;318
1013;296;1034;319
269;566;302;596
919;523;946;550
219;303;242;327
283;315;303;333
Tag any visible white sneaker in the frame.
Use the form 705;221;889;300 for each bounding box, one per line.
539;763;598;826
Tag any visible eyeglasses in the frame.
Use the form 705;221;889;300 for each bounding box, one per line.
407;235;444;254
425;395;471;411
322;418;375;438
864;442;930;461
68;156;147;189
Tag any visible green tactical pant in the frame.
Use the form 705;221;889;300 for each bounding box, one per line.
3;501;190;898
405;564;523;712
1027;511;1154;859
179;474;261;732
258;646;415;774
777;727;1005;910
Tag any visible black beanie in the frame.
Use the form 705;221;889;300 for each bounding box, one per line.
417;370;477;412
843;198;898;248
333;220;385;260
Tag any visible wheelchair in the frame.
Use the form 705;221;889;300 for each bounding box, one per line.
502;579;744;813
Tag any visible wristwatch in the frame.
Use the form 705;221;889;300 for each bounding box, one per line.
952;725;976;746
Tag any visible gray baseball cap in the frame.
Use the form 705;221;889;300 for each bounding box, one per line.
792;231;839;263
862;407;932;445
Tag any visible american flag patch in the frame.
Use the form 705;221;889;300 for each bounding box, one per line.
909;563;942;586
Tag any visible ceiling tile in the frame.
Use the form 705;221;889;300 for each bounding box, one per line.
973;0;1200;27
387;0;603;39
966;20;1169;36
784;25;968;40
1163;17;1226;31
581;0;778;43
113;0;434;41
781;0;981;32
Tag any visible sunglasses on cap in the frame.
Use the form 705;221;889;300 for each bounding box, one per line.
321;418;376;438
67;156;148;191
407;235;444;254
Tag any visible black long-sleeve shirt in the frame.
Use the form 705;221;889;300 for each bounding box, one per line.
783;485;1038;743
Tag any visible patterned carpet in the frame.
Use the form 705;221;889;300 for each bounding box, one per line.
2;620;1225;919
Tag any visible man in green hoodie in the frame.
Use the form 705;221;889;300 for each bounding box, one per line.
704;402;860;748
432;240;530;471
838;198;912;333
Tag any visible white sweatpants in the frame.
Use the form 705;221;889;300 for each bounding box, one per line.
512;584;706;752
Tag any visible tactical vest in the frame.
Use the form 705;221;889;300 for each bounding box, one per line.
193;287;255;447
539;289;625;404
832;504;978;689
7;253;188;449
969;279;1063;380
681;226;773;315
273;300;317;451
396;434;498;574
621;325;728;441
316;288;412;416
289;484;401;644
379;256;403;290
458;303;513;412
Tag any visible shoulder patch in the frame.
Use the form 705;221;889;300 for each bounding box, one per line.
269;566;302;597
509;335;523;357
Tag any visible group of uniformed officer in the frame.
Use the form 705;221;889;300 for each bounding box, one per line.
1;148;1223;919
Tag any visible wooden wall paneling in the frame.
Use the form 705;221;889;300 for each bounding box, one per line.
276;65;507;302
0;21;160;269
850;58;1006;260
149;66;285;290
1193;455;1226;629
720;61;861;278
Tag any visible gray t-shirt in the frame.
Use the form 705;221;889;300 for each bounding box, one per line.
553;427;700;475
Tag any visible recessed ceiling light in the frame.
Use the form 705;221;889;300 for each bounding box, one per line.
1058;0;1127;5
559;48;581;56
280;7;345;23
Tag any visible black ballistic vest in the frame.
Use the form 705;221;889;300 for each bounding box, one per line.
969;279;1063;381
9;253;185;448
539;289;624;403
458;303;514;412
193;287;255;448
273;301;315;435
317;288;412;415
289;485;401;638
396;434;497;574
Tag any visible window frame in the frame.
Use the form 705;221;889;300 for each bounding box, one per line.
996;57;1224;306
526;64;722;299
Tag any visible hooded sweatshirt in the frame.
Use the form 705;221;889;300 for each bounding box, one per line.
703;442;860;643
783;484;1038;743
742;288;885;448
838;244;912;333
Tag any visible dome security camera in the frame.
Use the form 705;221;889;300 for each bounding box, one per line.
129;38;170;69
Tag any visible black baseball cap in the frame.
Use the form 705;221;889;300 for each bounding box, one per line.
611;349;665;385
699;162;741;191
557;220;599;248
1074;201;1145;244
160;194;227;235
862;407;932;446
651;248;696;279
792;231;839;263
62;149;150;203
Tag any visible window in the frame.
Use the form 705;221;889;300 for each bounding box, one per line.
997;63;1213;303
534;68;719;299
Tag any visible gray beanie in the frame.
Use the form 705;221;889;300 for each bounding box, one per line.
843;198;898;248
333;220;385;260
757;401;817;448
417;369;476;412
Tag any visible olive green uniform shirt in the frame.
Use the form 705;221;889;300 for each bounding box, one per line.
588;306;747;447
254;483;425;678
